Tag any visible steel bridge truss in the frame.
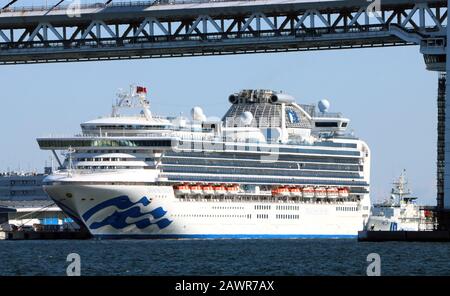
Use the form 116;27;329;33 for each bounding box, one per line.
0;0;447;64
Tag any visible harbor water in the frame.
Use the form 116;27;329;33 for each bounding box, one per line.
0;239;449;276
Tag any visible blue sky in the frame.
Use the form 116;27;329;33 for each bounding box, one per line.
0;45;438;205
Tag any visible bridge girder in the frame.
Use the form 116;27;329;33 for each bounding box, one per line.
0;0;447;64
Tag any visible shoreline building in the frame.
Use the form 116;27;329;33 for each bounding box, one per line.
0;168;76;228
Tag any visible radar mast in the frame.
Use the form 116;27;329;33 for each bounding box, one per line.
111;84;152;120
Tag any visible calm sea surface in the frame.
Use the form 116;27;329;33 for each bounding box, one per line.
0;239;449;276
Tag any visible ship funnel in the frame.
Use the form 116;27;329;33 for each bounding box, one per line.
229;94;238;104
270;93;295;104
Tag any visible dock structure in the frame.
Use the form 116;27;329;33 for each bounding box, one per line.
0;230;91;240
358;230;450;242
0;202;90;240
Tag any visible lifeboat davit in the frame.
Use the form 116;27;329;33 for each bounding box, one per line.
302;186;315;198
190;184;203;195
173;183;191;195
338;187;349;198
315;187;327;198
326;187;339;199
272;186;290;198
226;184;239;195
289;187;302;197
202;184;214;195
213;184;227;195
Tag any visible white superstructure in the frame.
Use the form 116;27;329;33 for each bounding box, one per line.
366;170;434;231
38;86;371;238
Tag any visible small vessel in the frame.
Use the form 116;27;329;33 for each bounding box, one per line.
289;187;302;197
314;187;327;199
173;184;191;195
190;184;203;195
326;187;339;199
365;170;434;231
202;184;214;195
302;186;315;198
338;187;349;198
225;184;239;195
213;184;227;195
272;186;290;198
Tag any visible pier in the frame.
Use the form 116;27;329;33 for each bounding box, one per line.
0;230;91;240
358;230;450;242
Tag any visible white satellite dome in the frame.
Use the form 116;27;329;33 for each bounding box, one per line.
240;111;254;126
191;106;206;121
318;99;330;113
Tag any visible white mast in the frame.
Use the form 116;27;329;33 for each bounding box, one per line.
112;84;152;120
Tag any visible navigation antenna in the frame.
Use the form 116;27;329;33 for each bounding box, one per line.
391;169;411;202
112;84;152;120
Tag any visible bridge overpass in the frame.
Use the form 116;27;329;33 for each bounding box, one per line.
1;0;450;226
0;0;446;64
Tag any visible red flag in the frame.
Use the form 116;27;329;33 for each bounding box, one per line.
136;86;147;94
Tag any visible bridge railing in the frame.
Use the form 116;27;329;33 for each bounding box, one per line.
0;0;446;64
0;0;256;14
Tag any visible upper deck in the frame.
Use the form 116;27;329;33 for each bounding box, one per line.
37;86;358;152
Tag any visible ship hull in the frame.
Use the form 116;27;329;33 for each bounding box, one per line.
44;183;368;239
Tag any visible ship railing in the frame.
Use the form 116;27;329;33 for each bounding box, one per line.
0;0;256;13
40;130;360;147
164;175;370;188
92;114;171;120
0;1;154;13
175;195;358;204
313;112;344;118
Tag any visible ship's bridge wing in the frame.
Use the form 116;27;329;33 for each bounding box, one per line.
37;137;175;150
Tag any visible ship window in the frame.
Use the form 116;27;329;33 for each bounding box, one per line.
315;122;338;127
341;122;348;127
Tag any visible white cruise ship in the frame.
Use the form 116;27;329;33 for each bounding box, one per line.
37;86;371;239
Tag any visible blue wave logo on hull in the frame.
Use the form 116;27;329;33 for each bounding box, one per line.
83;195;172;230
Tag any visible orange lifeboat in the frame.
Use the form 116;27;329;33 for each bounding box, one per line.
173;183;191;195
338;187;349;198
202;184;214;195
302;186;315;198
289;186;302;197
272;186;290;198
213;184;227;195
314;187;327;198
190;184;203;195
225;184;239;195
326;187;339;199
